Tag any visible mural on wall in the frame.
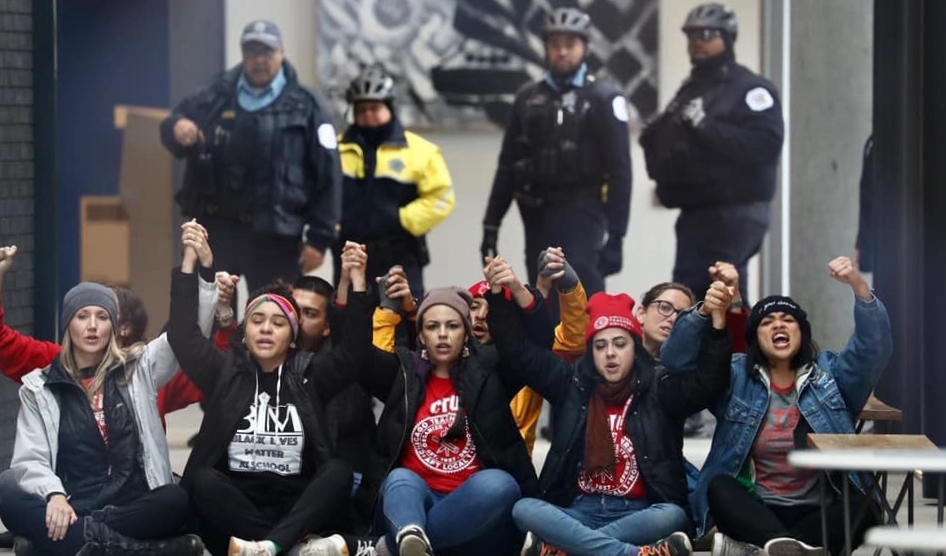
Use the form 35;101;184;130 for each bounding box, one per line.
317;0;659;128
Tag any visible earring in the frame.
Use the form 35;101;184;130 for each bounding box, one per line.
420;348;429;361
462;346;470;358
290;342;296;349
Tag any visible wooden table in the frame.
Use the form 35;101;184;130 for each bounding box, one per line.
789;435;946;556
857;395;903;433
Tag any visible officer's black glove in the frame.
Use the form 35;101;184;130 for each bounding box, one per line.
480;226;499;264
599;236;624;277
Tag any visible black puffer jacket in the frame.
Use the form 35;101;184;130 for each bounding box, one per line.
640;55;784;209
166;268;373;487
358;341;539;501
486;292;731;514
159;61;342;251
48;361;149;514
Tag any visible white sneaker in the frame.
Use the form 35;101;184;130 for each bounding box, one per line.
294;534;349;556
763;537;822;556
229;537;275;556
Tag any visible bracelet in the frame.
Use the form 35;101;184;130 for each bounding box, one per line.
216;307;234;322
729;299;744;311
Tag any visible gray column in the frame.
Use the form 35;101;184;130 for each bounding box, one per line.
763;0;872;351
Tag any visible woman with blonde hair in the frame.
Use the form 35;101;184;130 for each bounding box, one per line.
0;222;219;556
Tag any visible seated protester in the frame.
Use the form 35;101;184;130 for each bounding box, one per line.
0;245;208;422
209;271;379;535
167;234;374;556
373;248;582;457
0;281;207;556
354;266;537;556
0;224;221;556
484;256;734;556
660;256;893;556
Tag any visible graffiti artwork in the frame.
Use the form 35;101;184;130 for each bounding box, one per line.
317;0;658;127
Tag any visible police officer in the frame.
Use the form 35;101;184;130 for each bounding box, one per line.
480;7;632;296
641;3;784;301
336;67;455;297
160;20;342;290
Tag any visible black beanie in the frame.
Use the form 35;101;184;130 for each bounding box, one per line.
745;295;810;346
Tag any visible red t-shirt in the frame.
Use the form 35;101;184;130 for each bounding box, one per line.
578;397;646;499
401;375;482;493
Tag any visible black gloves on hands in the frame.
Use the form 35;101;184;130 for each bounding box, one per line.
377;275;401;313
538;249;580;292
480;227;499;264
599;236;623;277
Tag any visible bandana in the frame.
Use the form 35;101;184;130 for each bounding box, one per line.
246;294;299;340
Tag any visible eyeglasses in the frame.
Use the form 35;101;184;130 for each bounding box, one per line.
684;28;722;42
651;300;684;318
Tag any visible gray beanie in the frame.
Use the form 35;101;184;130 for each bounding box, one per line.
61;282;118;337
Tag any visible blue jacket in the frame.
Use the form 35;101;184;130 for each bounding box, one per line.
661;296;892;537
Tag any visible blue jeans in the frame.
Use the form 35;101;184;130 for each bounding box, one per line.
381;468;521;556
512;494;691;556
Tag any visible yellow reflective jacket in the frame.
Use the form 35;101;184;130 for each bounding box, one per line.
338;121;455;241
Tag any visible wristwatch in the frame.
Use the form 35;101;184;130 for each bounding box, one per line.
729;299;744;311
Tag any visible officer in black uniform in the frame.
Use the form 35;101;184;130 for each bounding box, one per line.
160;20;342;290
480;7;632;296
641;3;784;301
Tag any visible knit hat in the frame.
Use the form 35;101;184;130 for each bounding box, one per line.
416;287;473;332
61;282;118;337
467;280;512;301
745;295;811;345
585;292;643;344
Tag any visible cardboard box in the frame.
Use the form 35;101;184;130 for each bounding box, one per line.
80;196;130;286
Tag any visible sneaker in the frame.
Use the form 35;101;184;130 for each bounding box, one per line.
639;532;693;556
712;532;764;556
352;539;379;556
229;537;275;556
763;538;822;556
396;525;434;556
292;534;348;556
521;532;540;556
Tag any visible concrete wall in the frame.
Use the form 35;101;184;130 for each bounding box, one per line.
782;0;872;351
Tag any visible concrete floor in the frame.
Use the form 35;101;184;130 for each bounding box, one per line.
2;405;940;555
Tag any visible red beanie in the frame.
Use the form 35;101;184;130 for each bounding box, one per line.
585;292;643;343
468;280;512;301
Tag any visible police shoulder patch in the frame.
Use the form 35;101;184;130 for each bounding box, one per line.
612;96;629;122
317;123;338;149
745;87;775;112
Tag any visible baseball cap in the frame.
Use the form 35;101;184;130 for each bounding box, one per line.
241;20;282;50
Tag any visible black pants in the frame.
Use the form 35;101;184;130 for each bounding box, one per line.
707;474;879;556
0;473;191;556
672;202;770;302
203;217;302;292
188;460;353;556
519;197;607;296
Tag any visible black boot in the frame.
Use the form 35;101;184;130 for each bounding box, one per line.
84;517;204;555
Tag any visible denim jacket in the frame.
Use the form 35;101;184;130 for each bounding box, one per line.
661;296;893;537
